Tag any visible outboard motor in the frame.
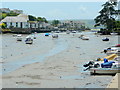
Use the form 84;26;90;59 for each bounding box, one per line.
104;49;107;53
94;63;100;68
83;61;94;67
83;61;95;71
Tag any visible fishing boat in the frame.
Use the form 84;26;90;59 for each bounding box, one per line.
52;34;58;38
25;36;33;44
102;37;109;41
16;34;22;41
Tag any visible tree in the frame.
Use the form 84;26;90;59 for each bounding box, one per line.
37;17;48;23
28;15;37;21
7;11;19;16
52;20;60;26
94;1;118;34
0;23;7;29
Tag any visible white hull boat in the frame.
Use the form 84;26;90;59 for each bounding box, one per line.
81;36;89;40
90;62;120;75
110;33;118;35
66;30;70;34
72;31;77;33
90;67;120;75
25;36;33;44
17;34;22;41
103;47;120;56
52;34;58;38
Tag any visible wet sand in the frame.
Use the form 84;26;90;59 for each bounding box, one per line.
0;32;118;88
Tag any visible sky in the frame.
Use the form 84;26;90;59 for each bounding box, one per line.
1;0;118;20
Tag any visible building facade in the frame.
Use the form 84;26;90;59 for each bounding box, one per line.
59;20;85;30
1;14;50;29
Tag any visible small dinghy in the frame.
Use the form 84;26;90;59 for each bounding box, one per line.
103;47;120;56
25;36;33;44
45;33;50;36
79;35;89;40
16;34;22;41
72;31;77;33
110;33;118;35
102;37;109;41
115;44;120;47
66;30;70;34
52;34;58;38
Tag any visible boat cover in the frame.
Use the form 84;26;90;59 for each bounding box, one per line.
101;61;115;68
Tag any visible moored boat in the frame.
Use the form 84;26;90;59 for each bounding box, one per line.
72;31;77;33
103;47;119;56
45;33;50;36
90;63;120;75
79;35;89;40
102;37;109;41
25;36;33;44
115;44;120;47
110;33;118;35
66;30;70;34
52;34;58;38
16;34;22;41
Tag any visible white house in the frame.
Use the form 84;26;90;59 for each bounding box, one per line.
1;14;51;30
1;14;29;28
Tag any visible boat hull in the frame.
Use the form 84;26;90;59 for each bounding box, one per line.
90;68;120;75
26;41;33;44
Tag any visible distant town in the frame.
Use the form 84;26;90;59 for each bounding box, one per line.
0;8;91;34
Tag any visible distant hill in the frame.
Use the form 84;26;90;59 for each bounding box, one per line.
78;19;102;29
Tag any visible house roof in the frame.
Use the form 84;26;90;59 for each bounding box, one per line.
1;14;29;22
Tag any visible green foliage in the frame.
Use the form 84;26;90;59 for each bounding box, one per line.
94;1;118;32
28;15;37;21
0;23;7;29
29;15;48;23
0;11;19;19
0;13;7;19
7;11;19;16
52;20;60;26
37;17;48;23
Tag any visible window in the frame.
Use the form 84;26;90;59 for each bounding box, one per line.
20;22;22;28
16;22;18;27
10;22;12;26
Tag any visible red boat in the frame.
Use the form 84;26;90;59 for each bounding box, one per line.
115;44;120;47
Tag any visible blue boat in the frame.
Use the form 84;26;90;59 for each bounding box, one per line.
45;33;50;36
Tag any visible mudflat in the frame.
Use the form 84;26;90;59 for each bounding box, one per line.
0;32;118;88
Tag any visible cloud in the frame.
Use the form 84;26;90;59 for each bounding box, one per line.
78;6;88;13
